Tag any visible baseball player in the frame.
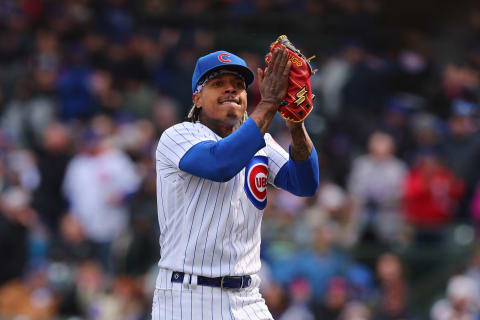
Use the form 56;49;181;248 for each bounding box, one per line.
153;47;319;319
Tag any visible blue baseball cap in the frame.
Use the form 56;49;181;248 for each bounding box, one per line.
192;51;255;93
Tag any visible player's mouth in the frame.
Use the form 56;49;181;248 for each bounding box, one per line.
219;97;241;107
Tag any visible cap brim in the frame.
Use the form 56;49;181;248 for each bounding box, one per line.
200;64;255;88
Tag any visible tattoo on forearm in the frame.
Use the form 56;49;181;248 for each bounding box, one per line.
290;124;313;161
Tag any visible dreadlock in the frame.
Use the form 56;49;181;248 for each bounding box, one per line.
187;104;201;122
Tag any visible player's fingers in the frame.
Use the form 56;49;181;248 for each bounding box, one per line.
269;48;281;75
283;60;292;76
277;48;288;74
272;48;284;75
266;50;278;76
257;67;264;85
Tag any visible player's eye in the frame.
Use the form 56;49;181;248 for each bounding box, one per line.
236;81;245;89
212;80;222;87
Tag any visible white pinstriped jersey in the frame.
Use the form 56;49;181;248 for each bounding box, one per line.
155;121;289;282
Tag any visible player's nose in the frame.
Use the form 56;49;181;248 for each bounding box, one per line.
223;81;237;93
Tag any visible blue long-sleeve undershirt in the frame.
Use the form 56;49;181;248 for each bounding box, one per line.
179;117;319;196
179;118;265;182
273;146;319;197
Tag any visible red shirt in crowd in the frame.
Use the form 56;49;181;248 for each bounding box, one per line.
404;159;464;228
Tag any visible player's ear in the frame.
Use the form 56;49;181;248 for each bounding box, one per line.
192;93;202;108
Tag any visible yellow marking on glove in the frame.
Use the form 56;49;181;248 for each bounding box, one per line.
294;87;308;107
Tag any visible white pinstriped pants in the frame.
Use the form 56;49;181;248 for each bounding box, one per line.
152;268;274;320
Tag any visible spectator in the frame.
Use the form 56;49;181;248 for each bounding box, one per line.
431;275;480;320
271;220;350;301
74;259;106;318
151;95;181;133
0;182;30;285
121;70;156;119
373;253;416;320
403;150;464;244
122;160;159;276
262;281;289;319
380;96;416;160
278;278;315;320
56;46;97;121
0;140;41;282
62;118;141;273
440;99;480;221
313;47;351;119
31;122;71;236
1;79;56;148
408;112;442;162
429;64;480;120
340;40;387;144
90;69;123;117
348;131;407;245
390;30;434;98
314;276;350;319
301;181;358;248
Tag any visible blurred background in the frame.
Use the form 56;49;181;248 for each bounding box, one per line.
1;0;480;319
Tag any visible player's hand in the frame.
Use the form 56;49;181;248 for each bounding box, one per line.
257;48;291;108
250;48;292;134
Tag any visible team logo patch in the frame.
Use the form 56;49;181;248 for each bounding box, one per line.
244;156;268;210
218;52;231;63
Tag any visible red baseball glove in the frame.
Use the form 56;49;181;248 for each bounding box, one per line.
265;35;316;122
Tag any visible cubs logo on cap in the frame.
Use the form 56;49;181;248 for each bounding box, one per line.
192;51;255;93
244;156;268;210
218;52;231;63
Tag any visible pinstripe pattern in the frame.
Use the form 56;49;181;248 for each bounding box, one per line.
219;176;237;276
200;182;221;275
263;134;289;186
155;121;288;318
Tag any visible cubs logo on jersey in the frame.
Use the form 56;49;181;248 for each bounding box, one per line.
244;155;268;210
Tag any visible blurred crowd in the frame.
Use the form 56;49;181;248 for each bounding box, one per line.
1;0;480;319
